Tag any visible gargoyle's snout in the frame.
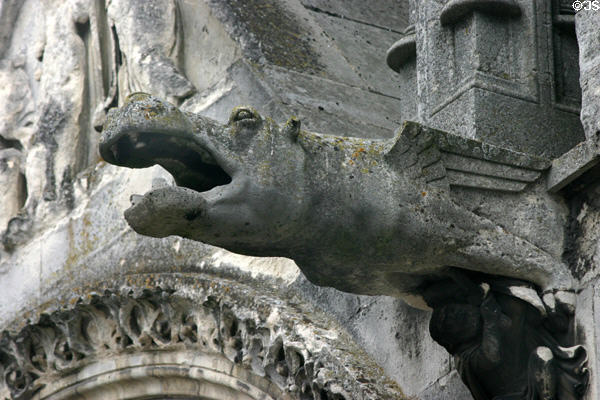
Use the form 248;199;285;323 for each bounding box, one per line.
99;93;232;193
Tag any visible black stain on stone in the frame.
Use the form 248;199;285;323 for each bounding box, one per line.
35;101;68;202
2;214;32;252
184;209;202;221
60;166;74;210
210;0;324;74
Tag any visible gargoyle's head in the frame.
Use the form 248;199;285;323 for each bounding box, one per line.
100;93;307;255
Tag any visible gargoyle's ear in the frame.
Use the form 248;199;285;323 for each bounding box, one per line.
283;116;301;140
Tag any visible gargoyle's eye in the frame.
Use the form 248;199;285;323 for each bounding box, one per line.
235;110;253;121
230;107;260;124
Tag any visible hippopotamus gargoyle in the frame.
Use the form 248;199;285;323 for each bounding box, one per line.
99;93;574;310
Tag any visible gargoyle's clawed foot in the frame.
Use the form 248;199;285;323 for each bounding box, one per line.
424;271;587;400
542;290;577;333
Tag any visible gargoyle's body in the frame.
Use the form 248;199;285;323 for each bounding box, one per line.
100;93;573;306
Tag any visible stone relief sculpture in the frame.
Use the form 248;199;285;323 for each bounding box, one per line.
99;94;568;301
106;0;195;106
0;0;193;252
100;93;589;399
0;284;403;400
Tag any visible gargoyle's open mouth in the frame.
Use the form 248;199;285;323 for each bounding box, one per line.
101;130;232;193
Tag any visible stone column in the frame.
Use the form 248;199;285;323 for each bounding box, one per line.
414;0;584;158
576;6;600;141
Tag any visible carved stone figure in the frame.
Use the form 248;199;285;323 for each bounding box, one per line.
425;270;588;400
100;93;571;305
0;286;403;400
2;0;599;398
100;92;589;399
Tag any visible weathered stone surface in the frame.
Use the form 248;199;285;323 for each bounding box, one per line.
107;0;195;104
260;66;403;137
293;280;454;395
308;10;406;98
547;141;600;193
100;92;593;398
418;371;475;400
0;154;460;398
0;285;406;399
560;181;600;283
299;0;410;31
576;9;600;141
2;0;599;399
0;149;25;231
413;0;584;158
426;272;588;400
576;285;600;400
386;25;416;72
451;184;569;260
183;0;414;138
100;94;574;304
0;1;24;60
178;0;242;94
439;0;521;26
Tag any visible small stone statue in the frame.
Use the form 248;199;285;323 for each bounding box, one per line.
426;271;588;400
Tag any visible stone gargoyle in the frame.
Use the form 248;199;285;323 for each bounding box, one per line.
100;93;572;306
100;93;588;399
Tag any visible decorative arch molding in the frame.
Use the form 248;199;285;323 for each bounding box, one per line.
36;352;290;400
0;278;405;400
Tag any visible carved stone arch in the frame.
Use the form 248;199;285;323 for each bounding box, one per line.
0;277;405;400
37;351;291;400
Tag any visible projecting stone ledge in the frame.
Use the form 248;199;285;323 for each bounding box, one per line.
547;140;600;193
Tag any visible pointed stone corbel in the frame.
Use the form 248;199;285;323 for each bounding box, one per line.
440;0;522;26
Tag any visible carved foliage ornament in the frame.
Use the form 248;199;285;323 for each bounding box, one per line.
0;288;400;400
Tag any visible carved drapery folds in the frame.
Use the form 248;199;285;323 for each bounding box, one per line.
0;286;404;400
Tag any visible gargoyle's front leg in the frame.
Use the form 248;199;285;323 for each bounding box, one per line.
426;269;587;400
454;225;576;315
